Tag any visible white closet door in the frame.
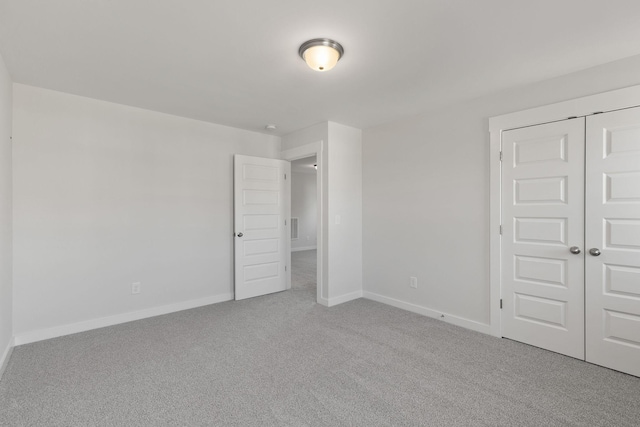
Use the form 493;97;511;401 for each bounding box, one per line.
501;119;585;359
586;108;640;377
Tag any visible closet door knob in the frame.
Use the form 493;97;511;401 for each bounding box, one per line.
237;232;243;237
589;248;601;256
569;246;581;254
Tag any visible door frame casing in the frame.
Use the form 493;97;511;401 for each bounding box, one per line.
489;84;640;337
281;141;327;306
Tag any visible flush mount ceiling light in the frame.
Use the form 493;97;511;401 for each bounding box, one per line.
298;38;344;72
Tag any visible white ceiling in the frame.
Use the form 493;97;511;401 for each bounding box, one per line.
1;0;640;136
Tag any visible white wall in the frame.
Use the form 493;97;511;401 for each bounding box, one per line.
12;84;281;343
327;123;362;302
291;171;317;251
362;53;640;331
0;52;13;374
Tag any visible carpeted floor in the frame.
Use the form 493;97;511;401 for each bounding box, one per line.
291;249;316;293
1;252;639;426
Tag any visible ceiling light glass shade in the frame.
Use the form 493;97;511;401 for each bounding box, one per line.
299;39;344;72
302;45;340;71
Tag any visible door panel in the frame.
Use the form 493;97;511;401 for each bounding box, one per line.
514;293;567;327
514;255;567;286
586;109;640;377
514;176;567;204
501;119;585;359
514;217;567;245
234;155;290;300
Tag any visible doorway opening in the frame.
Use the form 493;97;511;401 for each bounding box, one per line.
281;141;325;305
290;155;318;300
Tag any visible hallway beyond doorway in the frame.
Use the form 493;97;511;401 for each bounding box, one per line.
291;249;316;299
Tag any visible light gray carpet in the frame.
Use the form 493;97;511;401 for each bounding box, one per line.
291;249;316;293
1;273;639;425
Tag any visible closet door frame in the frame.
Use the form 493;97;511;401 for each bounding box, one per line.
488;84;640;338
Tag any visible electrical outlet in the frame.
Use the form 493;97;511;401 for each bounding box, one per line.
131;282;141;295
409;277;418;289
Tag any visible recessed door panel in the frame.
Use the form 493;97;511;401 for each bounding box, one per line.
605;126;640;157
514;135;567;165
514;177;567;204
515;256;566;287
586;108;640;377
243;239;279;256
243;190;280;205
604;219;640;249
605;172;640;202
605;264;640;298
244;262;280;282
501;118;585;360
514;217;567;245
514;293;567;328
604;310;640;349
243;164;279;181
244;214;279;231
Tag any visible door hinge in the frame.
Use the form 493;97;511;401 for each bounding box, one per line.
285;266;287;272
499;151;503;161
285;219;287;226
284;173;287;180
499;225;502;235
500;299;503;309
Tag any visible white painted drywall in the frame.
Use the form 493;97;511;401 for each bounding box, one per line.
327;123;362;301
282;123;328;152
362;54;640;328
0;52;13;372
12;84;281;339
291;171;317;251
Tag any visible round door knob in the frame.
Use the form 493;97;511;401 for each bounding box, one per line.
569;246;581;254
237;232;243;237
589;248;601;256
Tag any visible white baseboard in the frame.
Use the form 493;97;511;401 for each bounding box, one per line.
291;246;317;252
363;291;492;335
14;293;234;346
0;337;14;380
327;290;363;307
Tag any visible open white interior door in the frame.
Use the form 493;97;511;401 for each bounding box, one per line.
234;155;290;300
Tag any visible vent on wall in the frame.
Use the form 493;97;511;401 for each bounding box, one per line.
291;217;299;240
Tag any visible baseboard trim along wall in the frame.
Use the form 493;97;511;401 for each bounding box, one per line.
13;293;234;346
327;290;363;307
291;246;317;252
363;291;492;335
0;339;14;380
